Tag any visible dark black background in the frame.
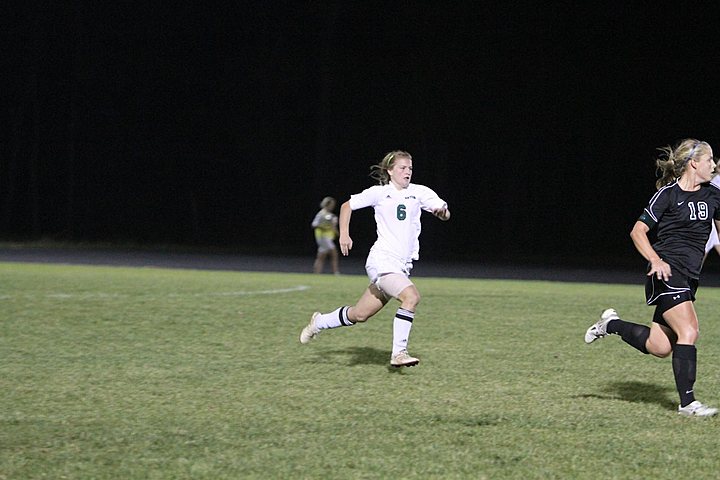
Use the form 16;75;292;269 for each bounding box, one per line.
4;3;720;267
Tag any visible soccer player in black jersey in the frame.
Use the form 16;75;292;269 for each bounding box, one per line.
585;138;720;417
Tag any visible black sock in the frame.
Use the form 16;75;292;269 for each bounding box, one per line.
673;344;697;407
606;319;649;354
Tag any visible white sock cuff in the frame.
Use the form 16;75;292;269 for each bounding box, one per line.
395;308;415;322
316;306;354;330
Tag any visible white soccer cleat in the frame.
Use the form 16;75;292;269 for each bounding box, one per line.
584;308;619;344
300;312;321;344
678;400;718;417
390;350;420;368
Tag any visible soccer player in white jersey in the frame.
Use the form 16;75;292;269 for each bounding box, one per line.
299;150;450;367
585;139;720;416
704;174;720;261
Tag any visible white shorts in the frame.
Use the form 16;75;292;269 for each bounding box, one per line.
375;273;413;299
365;250;413;297
316;237;336;254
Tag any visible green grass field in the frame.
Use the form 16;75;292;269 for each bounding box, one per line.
2;261;720;479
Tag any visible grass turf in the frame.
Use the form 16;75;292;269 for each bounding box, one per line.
1;261;720;479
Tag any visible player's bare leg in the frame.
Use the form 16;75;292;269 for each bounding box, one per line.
300;284;386;344
313;251;328;274
329;248;340;275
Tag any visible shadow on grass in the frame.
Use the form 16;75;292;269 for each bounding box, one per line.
577;381;676;411
426;413;504;427
317;346;415;373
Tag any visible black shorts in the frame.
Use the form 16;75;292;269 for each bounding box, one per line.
645;269;697;323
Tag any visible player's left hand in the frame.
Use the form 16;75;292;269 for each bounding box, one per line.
432;207;450;221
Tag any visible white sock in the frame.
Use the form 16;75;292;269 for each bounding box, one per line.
392;308;414;355
315;306;353;330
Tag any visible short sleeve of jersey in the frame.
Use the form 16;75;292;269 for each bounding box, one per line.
637;211;656;229
416;185;447;212
638;186;672;229
349;186;383;210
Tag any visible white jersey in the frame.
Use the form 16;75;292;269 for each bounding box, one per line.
705;175;720;253
349;183;447;262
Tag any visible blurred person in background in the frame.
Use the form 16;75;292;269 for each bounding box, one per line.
311;196;340;275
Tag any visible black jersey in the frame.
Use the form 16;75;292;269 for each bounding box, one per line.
637;180;720;279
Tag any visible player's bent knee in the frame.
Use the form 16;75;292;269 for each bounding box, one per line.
676;328;699;345
399;288;420;308
647;341;672;358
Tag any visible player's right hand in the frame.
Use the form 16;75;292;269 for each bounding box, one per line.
647;258;671;282
339;235;352;256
